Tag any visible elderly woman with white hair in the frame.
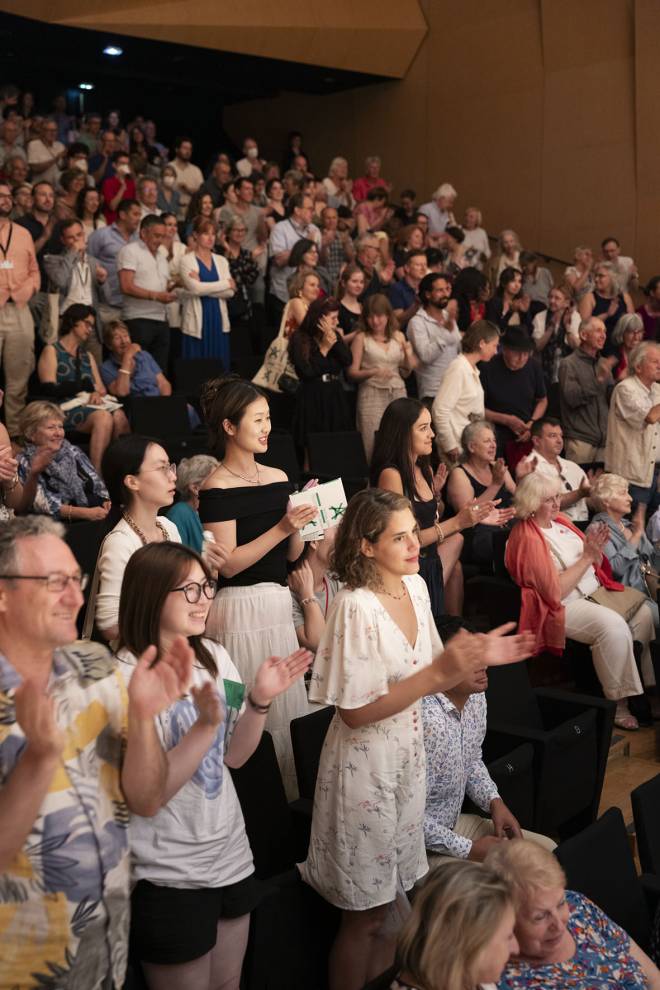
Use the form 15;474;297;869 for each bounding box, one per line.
419;182;458;237
322;156;355;210
605;340;660;516
490;229;522;284
486;840;660;990
352;154;390;204
609;311;644;380
165;454;219;553
579;261;634;353
462;206;491;270
505;471;652;729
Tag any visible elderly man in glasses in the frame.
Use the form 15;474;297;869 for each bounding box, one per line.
516;416;595;522
0;516;195;990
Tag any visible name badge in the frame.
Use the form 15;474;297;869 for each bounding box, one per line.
0;260;14;270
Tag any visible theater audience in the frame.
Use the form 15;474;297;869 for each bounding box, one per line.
88;197;141;320
383;860;519;990
520;251;553;306
100;319;171;399
408;273;461;402
461;206;491;270
288;237;332;295
486;267;530;333
267;191;320;323
288;525;342;652
609;311;645;381
558;317;611;466
605;341;660;517
355;233;395;299
487;840;660;990
319;204;354;284
43;217;107;356
102;150;137;224
516;418;592;523
432;320;500;461
600;235;639;293
337;262;365;336
490;229;522;282
16;400;110;520
447;420;517;563
638;275;660;341
116;541;311;990
167;136;204;221
564;245;595;301
355;187;392;236
419;182;457;237
531;284;580;389
156;162;181;216
75;185;106;239
198;377;316;795
299;488;533;990
579;261;633;352
506;472;651;729
388;249;426;328
481;327;547;459
179;217;235;367
95;436;182;642
27;117;65;186
349;293;416;462
423;662;555;862
452;267;490;331
352;155;389;203
322;155;355;210
0;516;195;990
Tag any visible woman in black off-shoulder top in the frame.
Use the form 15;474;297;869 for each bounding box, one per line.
198;375;318;797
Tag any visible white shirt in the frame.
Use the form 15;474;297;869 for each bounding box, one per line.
117;238;171;321
268;217;321;302
419;201;450;235
63;257;93;310
520;450;589;521
542;520;599;603
166;158;204;219
118;640;254;889
27;138;65;185
432;354;484;453
461;227;490;270
605;375;660;488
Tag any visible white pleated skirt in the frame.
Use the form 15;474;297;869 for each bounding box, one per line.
206;582;311;798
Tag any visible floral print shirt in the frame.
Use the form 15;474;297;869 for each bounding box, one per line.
498;890;648;989
422;691;499;857
0;643;129;990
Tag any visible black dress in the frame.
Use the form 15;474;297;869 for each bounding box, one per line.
413;493;445;621
455;465;513;564
289;333;353;448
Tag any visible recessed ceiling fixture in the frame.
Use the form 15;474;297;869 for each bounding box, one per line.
103;45;123;56
79;82;94;90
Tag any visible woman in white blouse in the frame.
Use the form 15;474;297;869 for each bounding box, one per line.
431;320;500;462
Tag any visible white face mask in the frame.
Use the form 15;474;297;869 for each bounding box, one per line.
73;158;88;173
162;175;176;189
116;163;130;176
246;147;258;159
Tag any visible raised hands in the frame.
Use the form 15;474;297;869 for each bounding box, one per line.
191;682;224;728
287;560;315;601
456;498;499;530
14;679;65;760
252;648;313;705
431;622;534;693
128;635;194;720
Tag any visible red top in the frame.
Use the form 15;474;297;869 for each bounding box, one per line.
101;175;137;224
352;176;388;203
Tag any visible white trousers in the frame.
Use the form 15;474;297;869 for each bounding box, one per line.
426;813;556;869
564;597;653;699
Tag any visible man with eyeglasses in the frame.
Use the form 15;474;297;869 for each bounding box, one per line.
0;179;39;436
517;417;594;522
26;118;66;186
0;516;195;990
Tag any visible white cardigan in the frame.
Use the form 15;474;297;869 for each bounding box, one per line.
179;251;235;339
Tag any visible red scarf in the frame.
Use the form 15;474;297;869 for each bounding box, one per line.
505;514;622;655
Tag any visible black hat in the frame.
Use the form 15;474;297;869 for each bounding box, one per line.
501;327;535;352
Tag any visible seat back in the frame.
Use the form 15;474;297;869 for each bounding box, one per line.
173;358;225;399
257;428;301;487
632;773;660;876
229;731;297;879
555;807;651;949
486;662;543;730
290;707;334;801
306;431;369;496
64;519;109;638
129;395;191;438
486;743;536;829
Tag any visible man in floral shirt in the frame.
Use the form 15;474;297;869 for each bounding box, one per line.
0;517;194;990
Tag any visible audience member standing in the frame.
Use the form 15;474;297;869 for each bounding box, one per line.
516;418;592;522
117;214;177;371
43;218;107;359
558;317;611;466
579;261;633;354
179;217;235;368
408;273;461;403
267;192;320;325
419;183;457;237
16;179;55;332
481;327;547;459
0;179;39;435
26;118;65;186
637;275;660;341
88;198;141;321
101;150;137;224
167;136;204;222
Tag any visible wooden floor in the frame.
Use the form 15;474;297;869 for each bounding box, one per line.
600;724;659;825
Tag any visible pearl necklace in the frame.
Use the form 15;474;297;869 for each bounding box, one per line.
122;511;169;545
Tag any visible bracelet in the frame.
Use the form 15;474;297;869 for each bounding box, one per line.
118;369;131;375
434;521;445;545
247;691;271;714
2;473;18;492
300;596;320;608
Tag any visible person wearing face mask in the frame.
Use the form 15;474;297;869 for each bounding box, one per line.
157;164;181;217
102;151;137;224
236;136;266;178
408;273;461;403
65;141;92;185
487;840;660;990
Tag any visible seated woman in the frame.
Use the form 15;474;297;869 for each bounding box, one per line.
578;261;634;354
564;245;595;302
373;398;496;618
16;401;110;521
100;319;172;398
165;454;219;553
372;859;518;990
392;224;427;277
37;303;130;472
592;472;660;658
288;524;342;653
506;472;653;730
447;420;517;565
487;839;660;990
116;541;311;990
609;312;644;381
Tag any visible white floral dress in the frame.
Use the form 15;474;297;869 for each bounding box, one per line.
299;573;443;910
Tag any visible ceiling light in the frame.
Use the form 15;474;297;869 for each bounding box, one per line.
79;82;94;91
103;45;123;56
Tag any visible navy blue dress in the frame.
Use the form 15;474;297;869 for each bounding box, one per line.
182;256;230;369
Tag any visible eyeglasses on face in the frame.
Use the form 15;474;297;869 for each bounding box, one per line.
0;572;89;592
170;579;217;604
141;462;177;478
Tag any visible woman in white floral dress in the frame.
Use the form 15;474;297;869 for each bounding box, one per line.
299;489;535;990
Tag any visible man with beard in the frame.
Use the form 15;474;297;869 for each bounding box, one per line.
166;136;203;222
16;180;56;339
0;180;39;434
408;273;462;404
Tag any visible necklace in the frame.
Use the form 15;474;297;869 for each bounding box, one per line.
122;511;169;545
220;460;260;485
377;581;407;600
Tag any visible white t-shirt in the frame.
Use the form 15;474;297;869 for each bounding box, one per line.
542;520;598;603
63;257;94;310
520;451;588;522
117;639;254;889
27;138;65;185
117;238;171;321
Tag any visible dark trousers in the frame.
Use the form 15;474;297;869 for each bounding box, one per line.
126;318;170;372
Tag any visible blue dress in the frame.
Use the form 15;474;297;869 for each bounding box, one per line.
181;256;230;368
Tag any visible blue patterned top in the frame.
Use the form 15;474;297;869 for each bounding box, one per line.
498;890;648;989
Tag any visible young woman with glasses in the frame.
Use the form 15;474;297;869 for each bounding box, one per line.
116;540;312;990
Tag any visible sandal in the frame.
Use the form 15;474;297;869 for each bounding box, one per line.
614;714;640;731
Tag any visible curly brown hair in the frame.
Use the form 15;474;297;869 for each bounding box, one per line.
331;488;412;590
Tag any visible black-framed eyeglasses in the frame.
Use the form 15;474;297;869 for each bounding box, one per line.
559;473;573;492
170;579;217;604
0;572;89;592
